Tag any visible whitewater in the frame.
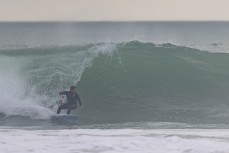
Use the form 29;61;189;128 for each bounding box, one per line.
2;128;229;153
1;22;229;153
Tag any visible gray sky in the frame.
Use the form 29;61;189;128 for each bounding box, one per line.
0;0;229;21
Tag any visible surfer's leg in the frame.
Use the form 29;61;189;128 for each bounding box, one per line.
57;104;68;114
67;109;71;114
66;104;76;114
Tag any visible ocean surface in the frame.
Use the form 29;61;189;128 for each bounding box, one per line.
1;22;229;152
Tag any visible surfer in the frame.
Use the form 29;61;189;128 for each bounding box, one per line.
57;86;82;114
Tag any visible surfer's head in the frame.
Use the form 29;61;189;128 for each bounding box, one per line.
70;86;76;92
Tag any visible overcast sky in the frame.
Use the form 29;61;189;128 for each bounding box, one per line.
0;0;229;21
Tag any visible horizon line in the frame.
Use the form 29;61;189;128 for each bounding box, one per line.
0;20;229;23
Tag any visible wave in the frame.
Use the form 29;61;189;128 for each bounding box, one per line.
1;41;229;125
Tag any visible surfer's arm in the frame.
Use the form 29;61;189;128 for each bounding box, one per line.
76;94;82;106
59;91;67;95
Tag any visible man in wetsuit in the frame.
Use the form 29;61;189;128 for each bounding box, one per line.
57;86;82;114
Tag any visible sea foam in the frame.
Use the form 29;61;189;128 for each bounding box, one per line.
1;129;229;153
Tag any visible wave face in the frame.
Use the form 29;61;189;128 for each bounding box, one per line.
1;41;229;126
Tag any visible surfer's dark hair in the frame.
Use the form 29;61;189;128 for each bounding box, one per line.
70;86;76;90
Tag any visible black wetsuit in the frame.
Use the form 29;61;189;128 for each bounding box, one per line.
57;91;82;114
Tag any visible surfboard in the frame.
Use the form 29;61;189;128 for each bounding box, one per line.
51;114;80;123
